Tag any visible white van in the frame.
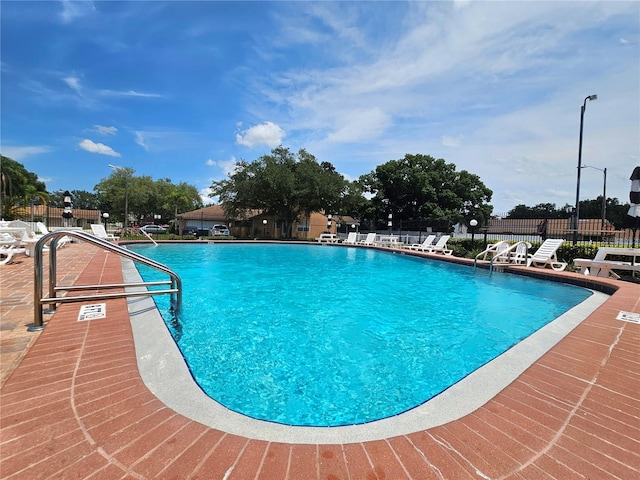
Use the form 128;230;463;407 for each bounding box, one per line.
210;224;230;236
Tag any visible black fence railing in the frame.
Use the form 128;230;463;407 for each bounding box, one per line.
366;215;639;248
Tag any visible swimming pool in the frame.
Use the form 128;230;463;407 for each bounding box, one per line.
129;243;592;427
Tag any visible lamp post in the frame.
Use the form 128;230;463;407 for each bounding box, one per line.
470;218;478;244
108;164;129;233
573;94;598;245
327;214;332;233
262;219;267;238
581;165;607;232
102;212;109;228
387;213;393;236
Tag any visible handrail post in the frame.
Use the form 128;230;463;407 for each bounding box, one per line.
31;229;182;330
47;236;58;312
29;235;50;331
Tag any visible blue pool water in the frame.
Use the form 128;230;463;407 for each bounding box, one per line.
129;243;591;427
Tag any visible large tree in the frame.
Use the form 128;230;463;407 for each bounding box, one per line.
94;169;203;225
360;154;493;230
48;189;99;210
210;147;346;237
0;155;49;220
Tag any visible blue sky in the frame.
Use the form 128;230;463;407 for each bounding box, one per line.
1;1;638;213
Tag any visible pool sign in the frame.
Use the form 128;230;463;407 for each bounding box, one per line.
78;303;107;321
616;311;640;324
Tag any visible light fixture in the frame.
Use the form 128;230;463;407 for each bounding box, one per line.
573;94;598;244
470;218;478;244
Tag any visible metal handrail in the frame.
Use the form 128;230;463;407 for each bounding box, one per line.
31;230;182;330
474;241;531;274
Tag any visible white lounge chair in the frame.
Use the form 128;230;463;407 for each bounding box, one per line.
90;224;119;242
0;231;22;247
36;222;70;248
7;220;41;240
359;233;377;245
511;241;532;265
6;220;46;256
343;232;358;244
0;245;27;265
404;235;436;251
528;239;567;271
422;235;452;255
482;241;532;267
474;241;510;263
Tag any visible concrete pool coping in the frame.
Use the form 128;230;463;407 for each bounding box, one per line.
122;251;608;444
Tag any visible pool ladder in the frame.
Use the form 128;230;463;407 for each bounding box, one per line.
31;230;182;331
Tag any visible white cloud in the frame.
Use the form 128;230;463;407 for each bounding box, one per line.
63;76;82;94
1;145;51;160
326;108;391;144
99;89;163;98
134;132;148;150
236;122;285;148
60;0;95;23
199;187;215;205
207;157;237;177
78;139;121;157
441;135;463;148
60;75;162;104
93;125;117;135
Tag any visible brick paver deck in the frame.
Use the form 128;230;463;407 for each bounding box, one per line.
1;241;639;479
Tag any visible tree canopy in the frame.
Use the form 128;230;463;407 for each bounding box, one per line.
94;169;203;226
506;199;631;229
359;154;493;230
48;189;99;210
0;155;49;220
210;146;346;237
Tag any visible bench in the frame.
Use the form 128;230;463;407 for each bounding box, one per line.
574;247;640;278
375;235;401;247
317;234;339;243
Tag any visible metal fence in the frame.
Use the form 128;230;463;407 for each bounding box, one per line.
357;216;639;248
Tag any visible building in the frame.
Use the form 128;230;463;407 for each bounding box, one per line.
177;204;358;240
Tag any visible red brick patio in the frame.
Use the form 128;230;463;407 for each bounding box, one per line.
1;242;639;479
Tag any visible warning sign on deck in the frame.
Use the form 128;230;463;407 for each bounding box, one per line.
78;303;107;321
616;311;640;324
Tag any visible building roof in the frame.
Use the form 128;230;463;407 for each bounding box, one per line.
177;204;226;221
177;205;263;222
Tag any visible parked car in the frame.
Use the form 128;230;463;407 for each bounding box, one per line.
210;224;230;236
182;226;199;236
140;224;167;234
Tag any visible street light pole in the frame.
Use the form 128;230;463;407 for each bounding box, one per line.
573;94;598;245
